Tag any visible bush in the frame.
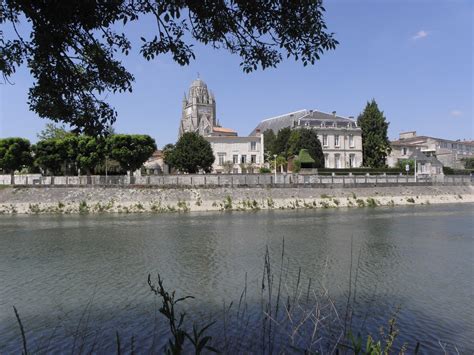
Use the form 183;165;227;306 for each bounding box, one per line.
443;166;473;175
259;167;271;174
318;167;403;175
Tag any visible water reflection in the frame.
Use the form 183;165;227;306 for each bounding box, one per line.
0;204;472;353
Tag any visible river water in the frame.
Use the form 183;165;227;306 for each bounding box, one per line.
0;204;473;353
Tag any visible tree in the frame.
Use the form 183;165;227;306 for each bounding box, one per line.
273;127;292;158
357;100;391;168
397;159;414;173
1;1;338;134
76;136;105;176
263;129;276;159
107;134;156;175
222;161;234;174
462;157;474;169
288;129;324;168
34;136;79;175
37;123;73;141
0;138;32;183
166;132;214;174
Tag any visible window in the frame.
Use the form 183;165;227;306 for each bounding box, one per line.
250;141;257;151
251;155;256;164
335;154;341;168
218;153;226;166
322;134;328;147
324;154;329;167
402;147;407;156
349;135;354;148
241;155;246;164
349;154;356;168
335;135;340;147
233;155;238;164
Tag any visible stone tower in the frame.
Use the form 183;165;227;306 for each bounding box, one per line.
178;78;217;138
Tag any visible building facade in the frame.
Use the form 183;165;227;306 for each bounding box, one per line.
178;78;264;173
387;131;474;169
251;110;363;169
205;135;264;173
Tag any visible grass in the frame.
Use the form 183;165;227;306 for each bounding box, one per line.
406;197;415;203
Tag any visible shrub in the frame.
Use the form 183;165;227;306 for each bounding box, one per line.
259;167;271;174
366;198;377;208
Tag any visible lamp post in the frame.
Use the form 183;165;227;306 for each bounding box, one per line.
273;154;277;183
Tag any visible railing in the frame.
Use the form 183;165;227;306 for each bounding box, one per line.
0;173;472;187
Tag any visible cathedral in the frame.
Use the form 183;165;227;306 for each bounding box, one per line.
178;78;264;173
178;78;237;138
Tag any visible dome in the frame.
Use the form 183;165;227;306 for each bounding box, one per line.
188;77;211;104
190;78;207;89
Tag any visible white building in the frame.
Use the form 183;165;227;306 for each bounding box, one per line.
388;131;474;169
205;135;264;173
251;109;363;168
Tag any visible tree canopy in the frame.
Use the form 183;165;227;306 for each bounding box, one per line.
287;129;324;168
76;135;105;175
0;1;338;134
0;138;32;175
107;134;156;175
273;127;292;158
165;132;214;173
357;100;391;168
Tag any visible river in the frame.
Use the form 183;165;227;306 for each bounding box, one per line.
0;204;473;353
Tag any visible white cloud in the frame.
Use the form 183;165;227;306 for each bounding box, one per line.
412;30;429;40
450;110;462;117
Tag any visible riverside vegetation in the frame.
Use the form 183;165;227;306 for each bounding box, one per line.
10;242;430;354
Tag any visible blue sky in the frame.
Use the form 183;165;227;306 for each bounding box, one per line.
0;0;472;147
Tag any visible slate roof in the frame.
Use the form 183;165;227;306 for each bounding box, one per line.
408;150;443;165
391;136;474;146
250;109;359;135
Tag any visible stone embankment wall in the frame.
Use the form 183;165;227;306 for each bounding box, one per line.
0;184;472;214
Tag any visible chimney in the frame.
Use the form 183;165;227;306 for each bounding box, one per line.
255;128;261;136
332;111;336;116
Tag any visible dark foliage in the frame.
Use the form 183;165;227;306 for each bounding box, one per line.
0;137;32;174
288;128;324;168
165;132;214;173
357;100;391;168
1;1;337;134
107;134;156;175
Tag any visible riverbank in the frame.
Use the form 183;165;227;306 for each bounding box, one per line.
0;184;472;214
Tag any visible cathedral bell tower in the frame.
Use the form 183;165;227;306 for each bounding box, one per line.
178;78;217;138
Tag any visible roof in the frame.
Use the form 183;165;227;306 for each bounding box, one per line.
250;109;359;135
213;127;237;133
408;150;443;165
391;135;474;146
205;136;260;143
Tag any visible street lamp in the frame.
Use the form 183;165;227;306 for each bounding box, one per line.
273;154;277;183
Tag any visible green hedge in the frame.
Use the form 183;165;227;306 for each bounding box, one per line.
443;167;473;175
318;167;405;176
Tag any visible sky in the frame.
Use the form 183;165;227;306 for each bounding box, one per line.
0;0;472;148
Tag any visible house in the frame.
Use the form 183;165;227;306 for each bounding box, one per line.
251;109;363;169
388;131;474;169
